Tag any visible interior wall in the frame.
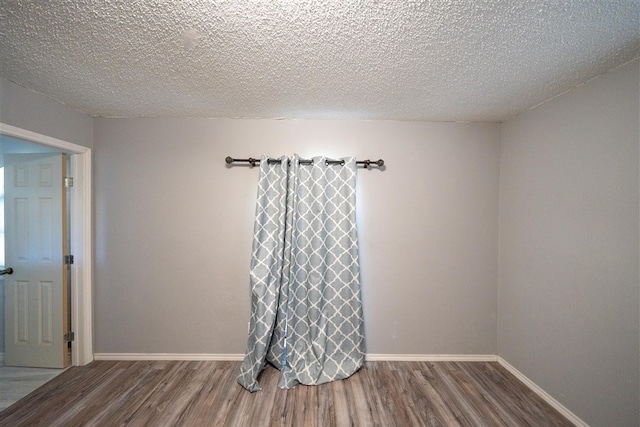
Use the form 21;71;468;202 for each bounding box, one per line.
93;118;500;355
0;78;93;149
498;59;640;426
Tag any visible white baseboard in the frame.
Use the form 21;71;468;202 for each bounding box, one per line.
94;353;244;361
365;354;498;362
94;353;497;363
497;357;588;427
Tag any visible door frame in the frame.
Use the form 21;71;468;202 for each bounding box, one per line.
0;122;93;366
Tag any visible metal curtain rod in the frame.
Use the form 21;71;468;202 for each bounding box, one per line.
225;156;384;168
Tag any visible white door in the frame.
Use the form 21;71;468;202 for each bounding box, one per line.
4;153;68;368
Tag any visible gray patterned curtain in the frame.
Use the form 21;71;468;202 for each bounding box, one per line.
238;154;365;392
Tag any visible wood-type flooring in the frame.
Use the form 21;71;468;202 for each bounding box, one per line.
0;360;573;426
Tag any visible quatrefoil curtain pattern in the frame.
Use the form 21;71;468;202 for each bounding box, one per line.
238;154;365;392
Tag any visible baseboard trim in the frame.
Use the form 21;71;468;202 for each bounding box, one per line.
94;353;497;363
365;354;498;362
497;357;588;427
94;353;244;361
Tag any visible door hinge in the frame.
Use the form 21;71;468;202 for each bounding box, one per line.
64;331;75;342
64;177;74;188
64;255;74;265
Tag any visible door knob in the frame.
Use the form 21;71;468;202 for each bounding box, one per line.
0;267;14;275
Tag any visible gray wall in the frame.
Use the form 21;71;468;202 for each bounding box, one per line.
498;59;640;426
93;118;501;355
0;78;93;149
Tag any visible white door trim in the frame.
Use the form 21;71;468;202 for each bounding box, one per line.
0;123;93;366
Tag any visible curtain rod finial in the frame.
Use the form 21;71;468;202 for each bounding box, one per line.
225;156;233;164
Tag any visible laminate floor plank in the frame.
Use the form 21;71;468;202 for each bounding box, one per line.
53;361;167;426
477;361;570;427
366;361;417;427
181;361;241;426
0;360;574;426
343;367;374;427
443;362;510;427
174;361;235;426
452;362;525;426
357;362;392;427
83;362;170;426
309;373;335;427
423;362;478;426
410;364;464;426
386;361;432;427
292;379;317;427
214;362;253;427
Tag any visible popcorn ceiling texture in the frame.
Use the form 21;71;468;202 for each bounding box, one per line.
0;0;638;121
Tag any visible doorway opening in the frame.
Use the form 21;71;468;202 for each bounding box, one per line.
0;141;71;368
0;123;93;369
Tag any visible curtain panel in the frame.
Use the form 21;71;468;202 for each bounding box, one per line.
238;154;365;392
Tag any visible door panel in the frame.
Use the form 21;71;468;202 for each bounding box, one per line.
4;153;67;368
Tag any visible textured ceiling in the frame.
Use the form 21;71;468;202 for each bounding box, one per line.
0;1;638;122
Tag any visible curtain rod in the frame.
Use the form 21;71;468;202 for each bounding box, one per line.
225;156;384;168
